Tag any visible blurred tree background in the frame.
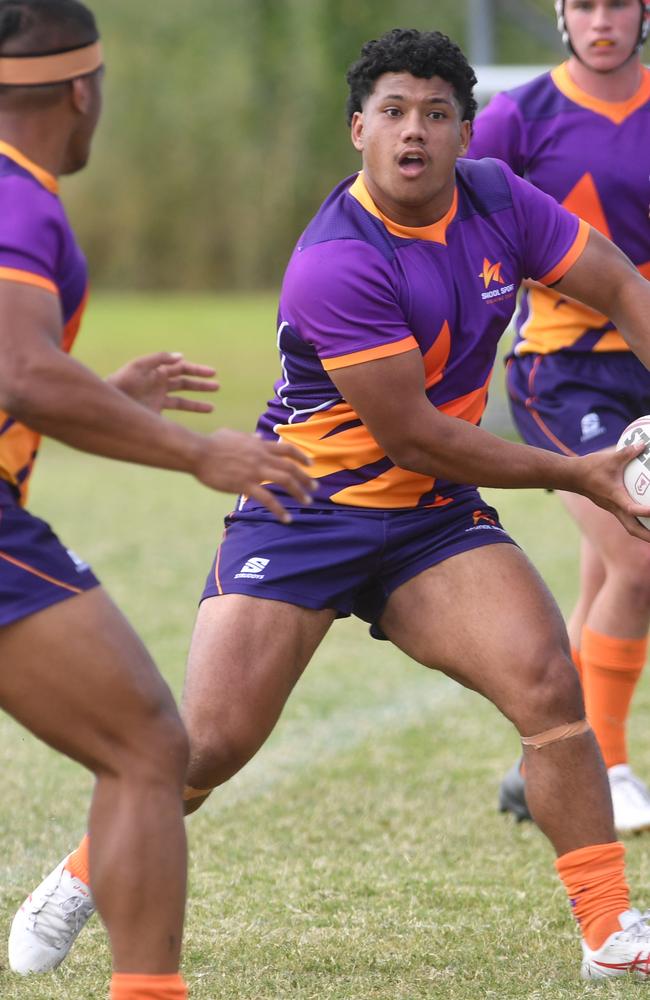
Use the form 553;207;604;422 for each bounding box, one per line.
65;0;563;290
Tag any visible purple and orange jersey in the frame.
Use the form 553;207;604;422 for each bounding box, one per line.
469;65;650;356
0;140;88;503
249;158;588;511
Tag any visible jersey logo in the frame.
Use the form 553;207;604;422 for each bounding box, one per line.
479;258;515;303
479;259;504;289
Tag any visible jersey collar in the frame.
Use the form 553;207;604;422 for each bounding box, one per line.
551;62;650;125
348;172;457;245
0;139;58;194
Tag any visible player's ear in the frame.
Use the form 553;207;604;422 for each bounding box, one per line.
351;111;364;152
69;76;93;115
459;120;471;156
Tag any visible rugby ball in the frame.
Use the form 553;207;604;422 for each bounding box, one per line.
616;416;650;528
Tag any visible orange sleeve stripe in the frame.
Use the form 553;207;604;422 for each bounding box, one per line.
321;335;418;371
0;266;58;295
538;219;590;287
0;549;83;593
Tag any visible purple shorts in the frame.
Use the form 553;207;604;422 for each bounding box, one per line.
201;491;516;627
506;352;650;456
0;482;99;627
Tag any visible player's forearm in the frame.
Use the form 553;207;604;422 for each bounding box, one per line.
386;410;584;493
3;347;204;474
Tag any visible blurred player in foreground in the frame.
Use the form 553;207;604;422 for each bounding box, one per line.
469;0;650;834
0;1;313;998
13;25;650;983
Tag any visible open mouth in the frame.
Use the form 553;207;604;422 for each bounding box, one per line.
398;151;427;176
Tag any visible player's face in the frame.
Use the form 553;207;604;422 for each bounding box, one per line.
350;72;471;227
564;0;645;70
62;67;104;175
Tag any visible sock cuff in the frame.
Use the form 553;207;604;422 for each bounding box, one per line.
110;973;187;1000
581;627;648;672
64;833;90;886
555;840;625;882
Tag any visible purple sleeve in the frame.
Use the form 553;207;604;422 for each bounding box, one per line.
467;93;527;176
0;176;61;286
504;164;585;283
280;240;416;367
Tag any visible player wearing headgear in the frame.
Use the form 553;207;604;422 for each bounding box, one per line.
11;24;650;983
0;0;314;997
469;0;650;835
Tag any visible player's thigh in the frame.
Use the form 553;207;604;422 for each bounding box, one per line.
182;594;336;739
380;542;578;726
0;586;182;772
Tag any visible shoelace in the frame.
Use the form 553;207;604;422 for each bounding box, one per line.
27;886;94;947
619;910;650;943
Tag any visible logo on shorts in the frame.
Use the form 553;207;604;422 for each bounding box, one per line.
580;412;606;443
479;258;515;303
66;548;90;573
466;510;507;534
473;510;497;527
235;557;270;581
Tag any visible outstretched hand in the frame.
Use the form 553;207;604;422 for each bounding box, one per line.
194;429;317;523
108;352;219;414
576;442;650;541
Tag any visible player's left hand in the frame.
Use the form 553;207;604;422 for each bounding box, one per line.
107;352;219;414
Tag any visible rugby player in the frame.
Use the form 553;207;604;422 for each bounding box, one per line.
0;1;313;998
13;26;650;982
469;0;650;834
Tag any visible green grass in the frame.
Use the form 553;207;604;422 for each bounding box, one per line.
2;293;649;999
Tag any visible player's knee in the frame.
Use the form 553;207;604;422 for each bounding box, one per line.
142;704;189;785
513;649;584;733
612;553;650;611
187;721;260;788
97;690;188;786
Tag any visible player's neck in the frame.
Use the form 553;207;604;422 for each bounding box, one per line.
0;118;66;179
566;55;644;102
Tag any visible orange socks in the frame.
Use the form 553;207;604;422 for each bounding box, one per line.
580;628;647;768
110;973;187;1000
64;833;90;886
556;841;630;950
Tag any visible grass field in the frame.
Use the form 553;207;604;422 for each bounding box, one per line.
2;293;650;999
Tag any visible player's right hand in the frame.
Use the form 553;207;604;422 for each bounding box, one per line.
195;429;316;522
573;443;650;541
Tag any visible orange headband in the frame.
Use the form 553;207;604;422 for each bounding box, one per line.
0;41;102;86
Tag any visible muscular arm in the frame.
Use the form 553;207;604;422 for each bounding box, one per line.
554;228;650;367
329;348;650;537
0;282;314;517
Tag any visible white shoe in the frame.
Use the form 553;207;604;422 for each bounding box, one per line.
609;764;650;835
582;909;650;979
8;858;95;974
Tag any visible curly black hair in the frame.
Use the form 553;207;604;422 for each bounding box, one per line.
346;28;477;126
